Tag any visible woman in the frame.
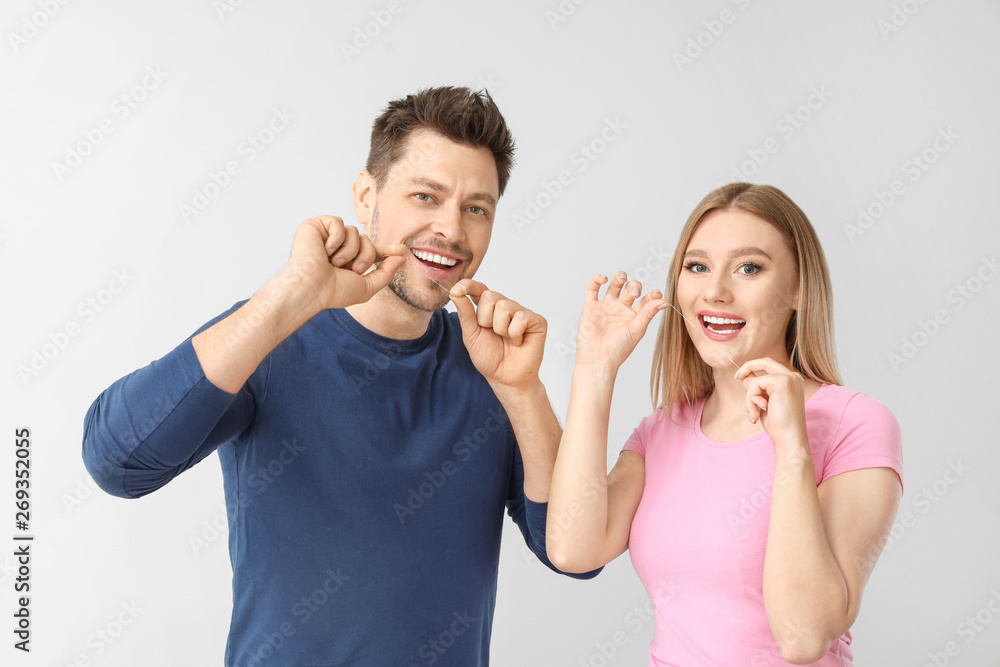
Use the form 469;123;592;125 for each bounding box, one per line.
547;183;903;666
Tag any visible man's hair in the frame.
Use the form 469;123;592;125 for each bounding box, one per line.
366;86;516;197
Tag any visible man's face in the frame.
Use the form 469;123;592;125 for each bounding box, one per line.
356;129;499;312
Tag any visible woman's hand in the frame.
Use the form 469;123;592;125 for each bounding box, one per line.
734;357;808;446
575;272;669;371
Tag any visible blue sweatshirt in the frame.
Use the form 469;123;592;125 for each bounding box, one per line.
82;302;597;666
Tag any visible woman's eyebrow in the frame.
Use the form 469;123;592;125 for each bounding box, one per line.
684;246;773;260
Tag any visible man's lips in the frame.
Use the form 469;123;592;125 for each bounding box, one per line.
408;247;468;283
410;248;461;270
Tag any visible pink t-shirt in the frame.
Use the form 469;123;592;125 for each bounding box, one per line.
621;383;904;667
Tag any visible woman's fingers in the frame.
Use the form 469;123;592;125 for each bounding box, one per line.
604;271;628;300
586;273;609;301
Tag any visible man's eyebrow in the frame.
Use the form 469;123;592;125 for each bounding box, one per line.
406;177;496;208
467;192;497;208
684;246;773;260
407;177;448;193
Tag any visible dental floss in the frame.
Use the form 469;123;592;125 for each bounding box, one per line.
427;277;454;294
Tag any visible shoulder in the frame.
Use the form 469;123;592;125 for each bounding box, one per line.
807;384;899;437
809;384;904;489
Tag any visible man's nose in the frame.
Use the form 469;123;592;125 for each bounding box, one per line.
429;205;466;243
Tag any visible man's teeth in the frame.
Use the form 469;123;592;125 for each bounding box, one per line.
412;249;457;267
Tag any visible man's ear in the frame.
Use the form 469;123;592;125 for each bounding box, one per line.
352;170;375;230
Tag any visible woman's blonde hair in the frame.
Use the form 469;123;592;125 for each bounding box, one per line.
651;183;841;412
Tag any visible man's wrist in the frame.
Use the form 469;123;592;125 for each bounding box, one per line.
490;377;546;407
258;272;325;337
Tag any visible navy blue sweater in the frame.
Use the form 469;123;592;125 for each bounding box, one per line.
82;302;597;666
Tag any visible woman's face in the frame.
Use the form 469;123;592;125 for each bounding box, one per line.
676;208;800;371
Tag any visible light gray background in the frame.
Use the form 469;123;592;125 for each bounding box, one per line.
3;0;999;665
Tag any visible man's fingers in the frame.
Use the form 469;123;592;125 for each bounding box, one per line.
351;235;377;274
330;226;360;267
374;242;409;260
317;216;346;254
363;255;405;294
450;289;479;336
507;309;545;347
452;278;488;305
491;305;513;339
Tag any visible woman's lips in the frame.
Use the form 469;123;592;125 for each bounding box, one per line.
698;314;746;341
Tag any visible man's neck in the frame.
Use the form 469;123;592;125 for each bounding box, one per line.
345;288;435;340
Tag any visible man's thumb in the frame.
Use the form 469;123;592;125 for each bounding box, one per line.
363;255;405;295
449;287;479;337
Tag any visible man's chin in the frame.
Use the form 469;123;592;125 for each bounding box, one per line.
388;273;451;313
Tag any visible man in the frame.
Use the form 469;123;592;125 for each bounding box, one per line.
81;86;596;666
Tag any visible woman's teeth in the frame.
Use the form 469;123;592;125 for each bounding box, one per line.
412;249;457;267
702;315;746;334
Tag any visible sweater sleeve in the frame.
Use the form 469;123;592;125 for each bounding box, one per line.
505;437;603;580
81;300;265;499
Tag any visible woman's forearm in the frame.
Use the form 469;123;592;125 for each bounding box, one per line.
546;362;618;572
763;435;849;663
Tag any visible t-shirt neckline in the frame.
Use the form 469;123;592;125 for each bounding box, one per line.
326;308;441;355
693;383;830;448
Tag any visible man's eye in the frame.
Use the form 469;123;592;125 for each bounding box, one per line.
467;206;486;216
415;193;432;202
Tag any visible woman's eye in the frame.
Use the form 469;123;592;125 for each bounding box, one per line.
684;262;708;273
738;263;763;276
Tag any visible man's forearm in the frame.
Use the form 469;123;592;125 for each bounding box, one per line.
493;381;562;502
192;271;322;393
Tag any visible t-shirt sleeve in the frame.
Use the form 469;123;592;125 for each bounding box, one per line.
821;392;904;493
621;413;654;459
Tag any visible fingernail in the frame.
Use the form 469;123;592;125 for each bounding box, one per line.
355;262;366;271
630;285;640;297
333;258;346;266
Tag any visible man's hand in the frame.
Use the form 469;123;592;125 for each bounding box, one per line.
282;215;407;311
192;216;405;394
449;279;546;395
